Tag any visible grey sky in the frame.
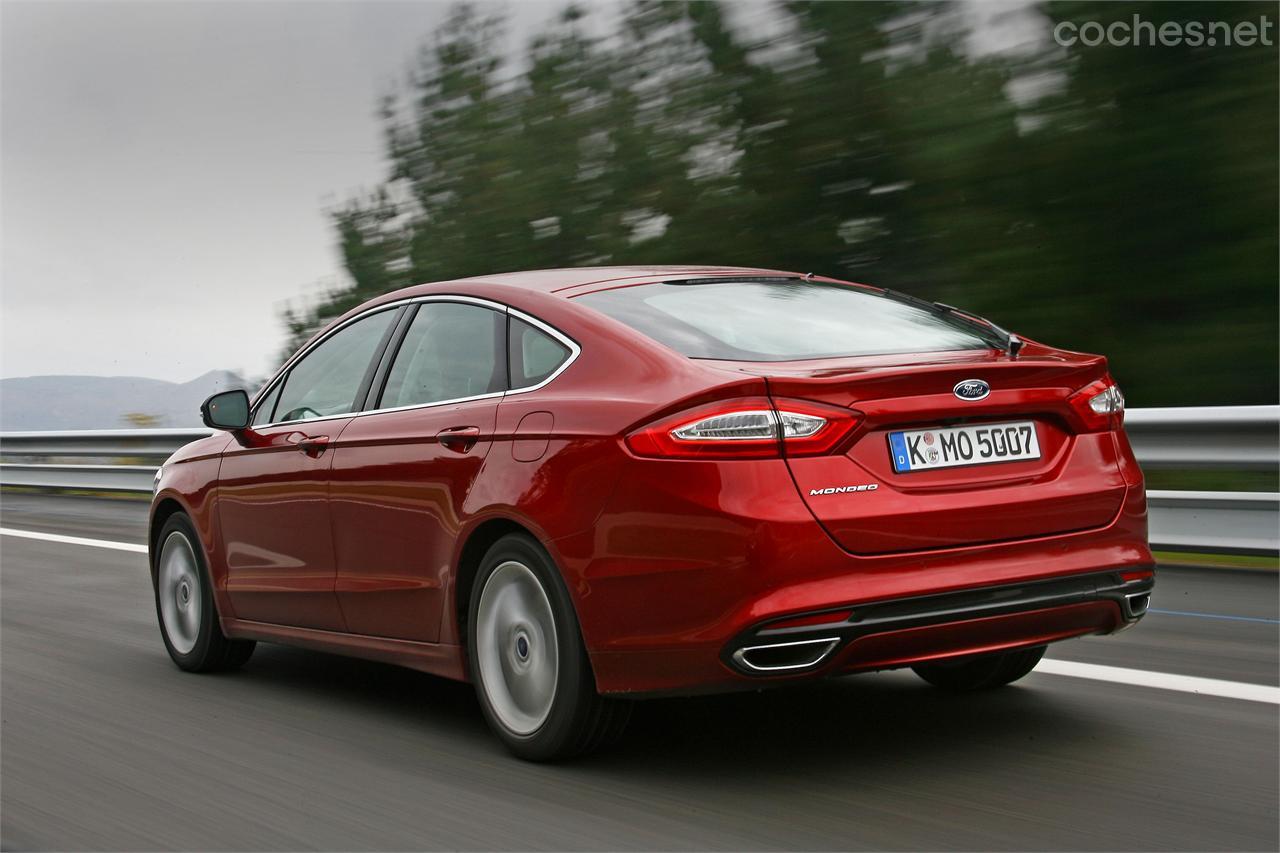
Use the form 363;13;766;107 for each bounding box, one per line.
1;0;1039;385
1;0;564;382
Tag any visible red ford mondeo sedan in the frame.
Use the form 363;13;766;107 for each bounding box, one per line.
150;266;1153;759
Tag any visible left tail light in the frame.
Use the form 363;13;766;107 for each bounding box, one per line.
625;397;860;459
1069;377;1125;431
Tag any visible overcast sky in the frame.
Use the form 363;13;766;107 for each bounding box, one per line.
2;0;1040;385
1;0;568;382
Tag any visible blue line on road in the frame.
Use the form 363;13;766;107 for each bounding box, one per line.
1148;608;1279;625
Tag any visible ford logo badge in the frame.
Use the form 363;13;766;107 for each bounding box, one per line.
953;379;990;401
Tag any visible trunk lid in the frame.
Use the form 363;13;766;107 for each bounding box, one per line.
710;345;1128;555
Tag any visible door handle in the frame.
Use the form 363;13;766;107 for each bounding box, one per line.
291;434;330;457
437;426;481;454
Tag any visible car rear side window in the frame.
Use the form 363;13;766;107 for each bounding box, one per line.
509;317;571;390
574;280;1004;361
378;302;505;408
272;308;397;423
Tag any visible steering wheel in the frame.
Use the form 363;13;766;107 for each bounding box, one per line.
279;406;323;422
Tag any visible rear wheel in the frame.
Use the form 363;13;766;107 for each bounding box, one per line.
468;533;630;761
911;645;1046;691
153;513;255;672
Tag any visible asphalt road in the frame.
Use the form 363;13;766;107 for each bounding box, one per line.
2;493;1277;851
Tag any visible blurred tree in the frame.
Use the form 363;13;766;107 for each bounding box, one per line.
1008;0;1279;405
122;412;161;428
283;0;1276;405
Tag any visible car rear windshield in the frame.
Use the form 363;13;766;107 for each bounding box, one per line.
574;280;1005;361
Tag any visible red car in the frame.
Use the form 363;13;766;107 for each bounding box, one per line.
151;266;1152;760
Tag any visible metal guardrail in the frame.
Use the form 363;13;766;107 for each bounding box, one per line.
1146;490;1279;555
1;408;1276;554
1124;405;1279;555
0;429;212;493
0;463;161;492
0;428;215;459
1124;406;1278;471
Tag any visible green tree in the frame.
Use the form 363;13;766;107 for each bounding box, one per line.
283;0;1276;406
1006;0;1278;403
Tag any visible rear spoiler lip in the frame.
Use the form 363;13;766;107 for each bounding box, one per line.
691;351;1107;381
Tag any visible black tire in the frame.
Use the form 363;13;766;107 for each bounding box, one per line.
152;512;256;673
467;533;631;761
911;645;1046;691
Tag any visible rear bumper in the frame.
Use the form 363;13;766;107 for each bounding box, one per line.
725;568;1151;675
591;568;1152;696
564;454;1152;696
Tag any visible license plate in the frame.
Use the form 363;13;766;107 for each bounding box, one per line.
889;421;1041;473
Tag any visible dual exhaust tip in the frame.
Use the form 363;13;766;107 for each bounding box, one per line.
731;586;1152;675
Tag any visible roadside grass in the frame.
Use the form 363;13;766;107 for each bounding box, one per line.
1154;550;1278;571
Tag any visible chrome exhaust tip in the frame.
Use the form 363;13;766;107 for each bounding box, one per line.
731;637;841;673
1123;591;1151;619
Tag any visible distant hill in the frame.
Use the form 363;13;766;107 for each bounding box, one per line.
0;370;250;430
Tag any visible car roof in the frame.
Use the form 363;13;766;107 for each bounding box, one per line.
388;265;803;300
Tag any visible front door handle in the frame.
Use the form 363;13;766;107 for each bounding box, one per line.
291;434;330;457
437;426;481;454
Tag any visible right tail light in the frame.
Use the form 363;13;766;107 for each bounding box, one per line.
1069;377;1125;431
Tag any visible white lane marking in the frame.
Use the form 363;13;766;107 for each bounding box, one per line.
1038;658;1280;705
2;525;1277;705
0;526;148;554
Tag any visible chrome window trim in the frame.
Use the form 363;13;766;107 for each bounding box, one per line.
506;306;582;395
248;294;581;430
359;388;509;419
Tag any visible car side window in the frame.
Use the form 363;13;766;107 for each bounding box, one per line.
251;383;282;426
272;309;397;423
378;302;505;409
509;317;571;390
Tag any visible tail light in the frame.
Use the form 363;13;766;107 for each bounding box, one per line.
626;397;860;459
1069;377;1125;431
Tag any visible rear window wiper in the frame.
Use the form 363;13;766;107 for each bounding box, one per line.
879;286;1019;357
932;302;1023;358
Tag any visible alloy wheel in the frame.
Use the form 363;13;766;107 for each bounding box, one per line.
475;560;560;735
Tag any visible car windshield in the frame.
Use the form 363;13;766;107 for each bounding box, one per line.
574;280;1005;361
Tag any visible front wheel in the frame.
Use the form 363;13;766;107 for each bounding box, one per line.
153;513;255;672
468;533;630;761
911;645;1046;691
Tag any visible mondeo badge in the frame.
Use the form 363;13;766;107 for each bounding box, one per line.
953;379;990;401
809;484;878;496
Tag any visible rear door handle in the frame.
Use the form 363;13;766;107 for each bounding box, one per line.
437;426;481;454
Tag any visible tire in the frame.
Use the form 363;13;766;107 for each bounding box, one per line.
467;533;630;761
153;512;256;673
911;645;1046;691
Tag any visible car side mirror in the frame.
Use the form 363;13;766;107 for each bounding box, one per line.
200;389;250;431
